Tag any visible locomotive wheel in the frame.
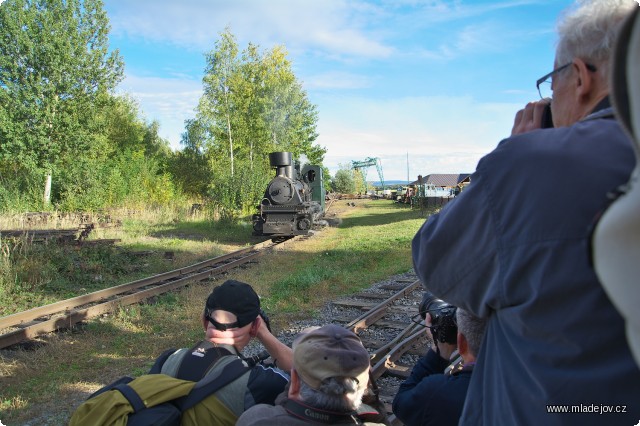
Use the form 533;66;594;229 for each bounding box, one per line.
297;218;311;231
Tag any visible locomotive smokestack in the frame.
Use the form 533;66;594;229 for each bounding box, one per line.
269;152;293;179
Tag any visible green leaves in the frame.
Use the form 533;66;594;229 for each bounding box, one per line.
0;0;124;203
333;166;357;194
180;28;326;215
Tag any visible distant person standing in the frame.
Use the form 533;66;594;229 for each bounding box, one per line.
412;1;640;425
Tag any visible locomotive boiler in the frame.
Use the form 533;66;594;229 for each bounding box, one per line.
252;151;325;237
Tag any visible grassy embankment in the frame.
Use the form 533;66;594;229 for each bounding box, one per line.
0;199;434;425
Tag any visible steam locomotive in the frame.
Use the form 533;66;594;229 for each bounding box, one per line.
252;151;325;237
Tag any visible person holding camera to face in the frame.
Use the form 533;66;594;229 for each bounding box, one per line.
156;279;293;424
392;293;487;426
412;1;640;424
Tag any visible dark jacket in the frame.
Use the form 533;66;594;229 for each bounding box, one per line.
392;349;471;426
412;102;640;425
236;392;387;426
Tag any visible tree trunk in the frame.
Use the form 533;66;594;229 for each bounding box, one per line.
43;172;52;206
226;114;234;176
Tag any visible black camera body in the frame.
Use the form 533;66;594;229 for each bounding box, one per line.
259;309;271;332
419;291;458;344
541;103;554;128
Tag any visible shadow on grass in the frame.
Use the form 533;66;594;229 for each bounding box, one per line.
149;218;262;245
337;208;425;229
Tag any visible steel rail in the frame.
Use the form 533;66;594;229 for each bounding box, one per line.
370;327;428;380
0;239;277;330
342;278;426;378
0;238;288;348
345;279;421;332
369;321;423;365
339;279;425;426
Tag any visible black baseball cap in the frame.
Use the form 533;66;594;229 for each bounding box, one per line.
205;280;260;328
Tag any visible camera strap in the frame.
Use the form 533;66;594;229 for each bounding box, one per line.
282;399;362;424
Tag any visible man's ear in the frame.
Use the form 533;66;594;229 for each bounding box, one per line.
249;316;261;335
457;332;468;358
289;369;301;397
201;313;209;331
573;58;595;100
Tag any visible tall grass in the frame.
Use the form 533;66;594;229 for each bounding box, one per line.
0;206;261;316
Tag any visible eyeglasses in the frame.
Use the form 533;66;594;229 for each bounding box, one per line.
536;61;597;99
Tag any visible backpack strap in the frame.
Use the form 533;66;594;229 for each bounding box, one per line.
174;357;250;412
175;340;234;381
148;348;177;374
113;383;147;413
87;376;134;399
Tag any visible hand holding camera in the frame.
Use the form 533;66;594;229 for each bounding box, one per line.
511;99;553;135
419;292;459;360
424;312;458;361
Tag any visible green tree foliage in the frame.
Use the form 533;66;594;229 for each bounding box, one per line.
54;94;179;210
199;29;239;176
353;169;366;194
0;0;124;167
0;0;124;207
0;2;182;212
321;166;333;193
332;165;356;194
178;28;326;215
168;119;211;198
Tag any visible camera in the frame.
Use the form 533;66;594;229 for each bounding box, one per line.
419;291;458;344
245;349;271;367
259;309;272;332
541;103;554;128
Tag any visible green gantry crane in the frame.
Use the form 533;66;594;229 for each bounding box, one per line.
351;157;384;193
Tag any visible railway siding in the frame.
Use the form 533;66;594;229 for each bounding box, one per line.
0;238;293;349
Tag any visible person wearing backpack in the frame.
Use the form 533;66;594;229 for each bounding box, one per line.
159;279;293;424
70;279;293;426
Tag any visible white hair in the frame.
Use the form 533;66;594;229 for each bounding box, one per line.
456;308;488;357
298;377;365;412
556;0;637;81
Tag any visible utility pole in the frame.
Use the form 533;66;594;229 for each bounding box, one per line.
406;152;410;184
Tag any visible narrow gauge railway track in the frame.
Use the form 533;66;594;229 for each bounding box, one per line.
331;277;429;426
0;237;293;349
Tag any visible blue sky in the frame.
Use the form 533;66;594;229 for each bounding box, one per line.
102;0;575;182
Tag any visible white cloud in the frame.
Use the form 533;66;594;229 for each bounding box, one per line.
304;71;375;90
105;0;393;59
103;0;560;176
117;74;202;149
316;95;520;180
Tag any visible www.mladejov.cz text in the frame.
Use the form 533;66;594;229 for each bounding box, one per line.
546;404;628;415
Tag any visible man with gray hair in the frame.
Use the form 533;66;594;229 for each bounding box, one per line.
412;1;640;424
236;324;387;425
392;308;487;426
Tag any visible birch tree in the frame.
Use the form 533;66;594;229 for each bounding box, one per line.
0;0;123;204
